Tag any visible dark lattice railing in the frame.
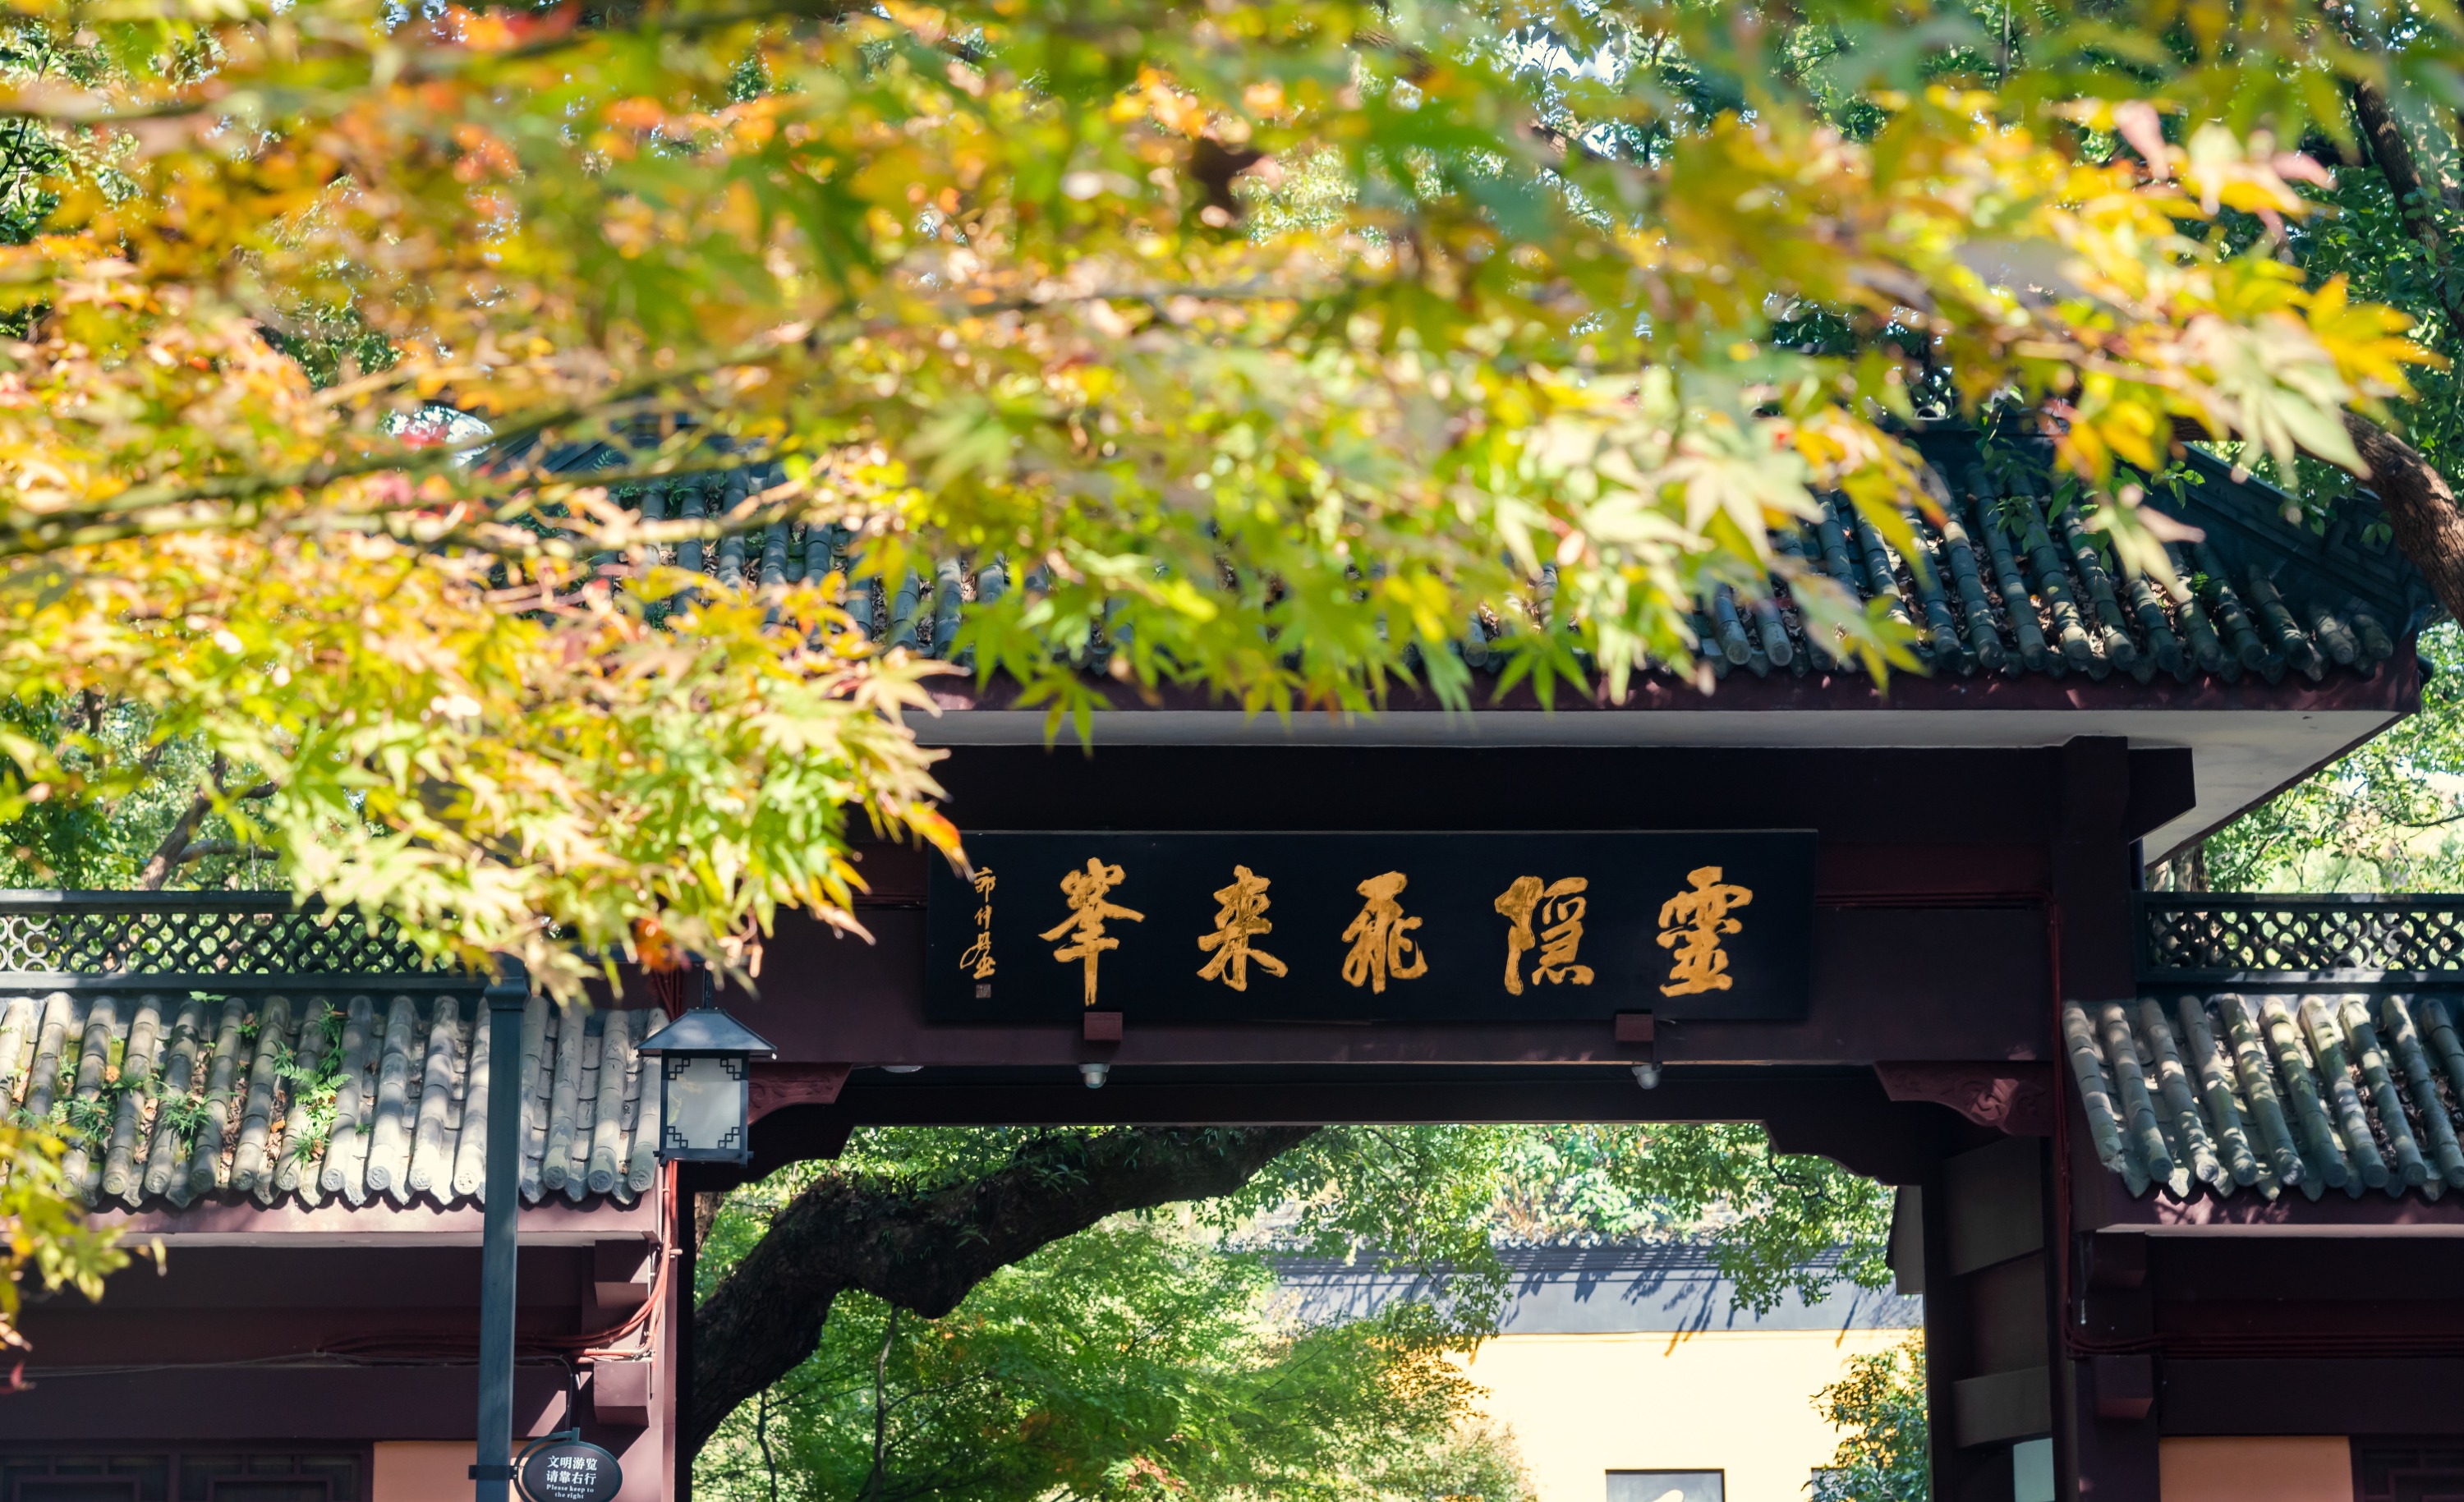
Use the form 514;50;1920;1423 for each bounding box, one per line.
0;892;453;990
14;889;2462;991
2138;893;2464;988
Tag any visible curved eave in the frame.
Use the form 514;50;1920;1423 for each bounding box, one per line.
87;1187;660;1246
917;654;2422;858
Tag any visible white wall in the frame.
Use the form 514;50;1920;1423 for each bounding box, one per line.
1463;1328;1914;1502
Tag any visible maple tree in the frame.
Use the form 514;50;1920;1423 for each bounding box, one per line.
0;0;2448;994
0;1122;125;1354
687;1121;1889;1473
0;0;2452;1382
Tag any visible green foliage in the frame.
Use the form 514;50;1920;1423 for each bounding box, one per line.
2173;72;2464;894
0;20;113;247
1491;1124;1894;1314
1809;1334;1929;1502
1211;1123;1893;1326
0;1122;129;1348
0;699;270;890
2287;122;2464;496
696;1123;1891;1495
43;1075;116;1150
2201;622;2464;890
710;1123;1894;1320
694;1219;1535;1502
147;1088;218;1158
274;1008;351;1164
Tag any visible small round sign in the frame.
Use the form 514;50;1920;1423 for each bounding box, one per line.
517;1438;622;1502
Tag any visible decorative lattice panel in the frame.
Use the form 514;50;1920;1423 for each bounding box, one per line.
2139;895;2464;985
0;893;452;987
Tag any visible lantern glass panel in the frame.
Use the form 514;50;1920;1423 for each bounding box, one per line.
662;1054;746;1156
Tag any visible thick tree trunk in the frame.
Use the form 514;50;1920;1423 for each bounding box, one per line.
685;1125;1316;1456
2353;80;2449;267
2324;77;2464;625
2346;412;2464;627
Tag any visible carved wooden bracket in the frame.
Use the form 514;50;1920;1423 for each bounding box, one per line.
1873;1061;2055;1136
748;1063;854;1123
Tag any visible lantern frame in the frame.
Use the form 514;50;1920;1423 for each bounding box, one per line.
635;994;777;1165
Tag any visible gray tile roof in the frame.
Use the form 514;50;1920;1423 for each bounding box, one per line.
1275;1242;1921;1334
0;991;660;1210
2066;995;2464;1202
528;429;2429;689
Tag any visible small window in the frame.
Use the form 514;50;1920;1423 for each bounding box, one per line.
1607;1472;1725;1502
2359;1441;2464;1502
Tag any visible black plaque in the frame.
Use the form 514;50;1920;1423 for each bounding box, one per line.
518;1440;622;1502
926;831;1816;1023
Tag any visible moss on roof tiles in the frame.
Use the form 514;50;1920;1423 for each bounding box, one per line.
2070;994;2464;1203
0;990;657;1212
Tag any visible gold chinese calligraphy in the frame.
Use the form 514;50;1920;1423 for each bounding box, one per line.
1041;857;1143;1007
958;867;997;981
1197;865;1287;990
1657;865;1754;995
1493;875;1593;993
1340;870;1429;992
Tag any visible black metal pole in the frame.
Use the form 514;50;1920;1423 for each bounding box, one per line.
476;962;529;1502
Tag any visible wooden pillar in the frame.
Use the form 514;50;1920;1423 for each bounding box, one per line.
2053;736;2138;1001
1924;737;2162;1502
1920;1149;2007;1502
1926;1132;2050;1502
2052;736;2159;1502
2071;1231;2158;1502
670;1168;699;1502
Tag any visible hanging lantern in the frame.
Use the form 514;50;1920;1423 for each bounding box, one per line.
635;990;777;1165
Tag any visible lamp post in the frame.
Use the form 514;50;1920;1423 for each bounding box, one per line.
474;965;768;1502
475;960;529;1502
637;971;777;1164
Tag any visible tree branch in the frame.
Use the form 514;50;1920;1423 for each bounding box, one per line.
2;280;1305;563
2353;79;2449;270
685;1125;1315;1456
168;839;273;866
136;792;214;892
136;774;275;891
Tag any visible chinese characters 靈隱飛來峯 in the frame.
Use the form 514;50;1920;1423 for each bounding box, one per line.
1197;864;1287;991
1340;870;1428;993
1493;875;1593;994
1041;858;1144;1007
1657;865;1753;995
